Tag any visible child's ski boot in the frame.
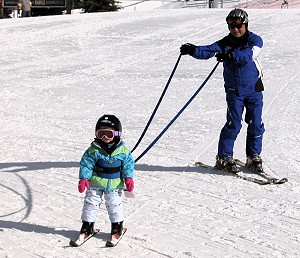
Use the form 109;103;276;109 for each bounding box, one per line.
70;221;97;247
106;221;127;247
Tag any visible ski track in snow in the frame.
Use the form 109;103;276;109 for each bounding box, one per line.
0;7;300;258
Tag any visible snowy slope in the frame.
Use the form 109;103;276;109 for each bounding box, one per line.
0;8;300;258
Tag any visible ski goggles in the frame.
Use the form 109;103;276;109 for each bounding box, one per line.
95;129;122;140
226;17;244;29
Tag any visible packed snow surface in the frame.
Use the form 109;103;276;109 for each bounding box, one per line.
0;6;300;258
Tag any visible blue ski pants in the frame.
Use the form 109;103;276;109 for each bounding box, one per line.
218;91;265;157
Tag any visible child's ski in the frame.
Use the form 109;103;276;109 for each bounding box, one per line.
69;229;100;247
106;228;127;247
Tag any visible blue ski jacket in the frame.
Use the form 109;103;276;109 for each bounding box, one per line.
79;140;134;191
193;31;263;96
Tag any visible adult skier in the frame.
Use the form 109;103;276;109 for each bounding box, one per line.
180;8;265;173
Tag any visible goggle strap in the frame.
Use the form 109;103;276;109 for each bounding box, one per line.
114;131;122;137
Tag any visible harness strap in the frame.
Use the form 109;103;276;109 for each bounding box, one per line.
96;166;121;174
94;163;122;179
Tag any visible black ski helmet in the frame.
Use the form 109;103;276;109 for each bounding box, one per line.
226;8;249;24
95;114;122;133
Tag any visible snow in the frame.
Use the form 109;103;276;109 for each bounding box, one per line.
120;0;300;11
0;5;300;258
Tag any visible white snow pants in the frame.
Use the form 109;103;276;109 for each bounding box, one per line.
81;187;124;223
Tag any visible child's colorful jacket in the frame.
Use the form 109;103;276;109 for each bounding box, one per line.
79;140;134;191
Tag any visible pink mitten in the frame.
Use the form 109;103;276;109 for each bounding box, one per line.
78;179;90;193
125;178;134;192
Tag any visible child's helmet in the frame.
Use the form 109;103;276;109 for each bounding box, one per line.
95;114;122;132
226;8;249;24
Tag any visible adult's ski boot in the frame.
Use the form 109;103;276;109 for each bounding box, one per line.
215;156;239;173
246;154;263;173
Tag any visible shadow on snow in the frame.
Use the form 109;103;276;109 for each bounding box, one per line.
0;161;79;173
0;161;221;175
0;219;110;241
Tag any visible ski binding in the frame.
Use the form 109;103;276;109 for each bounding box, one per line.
106;228;127;247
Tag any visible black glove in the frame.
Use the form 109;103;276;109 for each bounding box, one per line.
215;52;232;62
180;43;196;56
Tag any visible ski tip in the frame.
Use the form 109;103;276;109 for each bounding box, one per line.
267;177;288;185
69;240;79;247
69;229;101;247
106;241;115;247
275;178;288;184
194;162;210;168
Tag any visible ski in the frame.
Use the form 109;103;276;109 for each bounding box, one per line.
69;229;100;247
106;228;127;247
195;161;274;185
234;159;288;184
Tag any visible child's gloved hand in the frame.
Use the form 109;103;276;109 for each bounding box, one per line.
125;178;134;192
78;179;90;193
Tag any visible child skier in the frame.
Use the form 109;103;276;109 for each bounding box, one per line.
73;114;134;247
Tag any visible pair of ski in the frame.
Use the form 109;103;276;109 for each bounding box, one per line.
69;228;127;247
195;159;288;185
